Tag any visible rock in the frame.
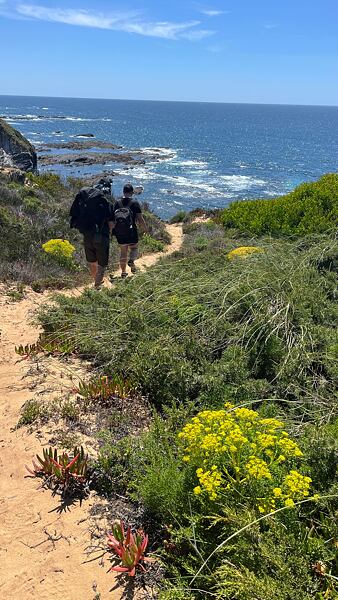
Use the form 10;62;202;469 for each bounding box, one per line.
38;140;122;151
0;118;37;172
0;166;26;184
38;152;146;167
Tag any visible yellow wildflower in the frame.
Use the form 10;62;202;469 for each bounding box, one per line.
245;457;272;480
42;239;75;259
227;246;263;260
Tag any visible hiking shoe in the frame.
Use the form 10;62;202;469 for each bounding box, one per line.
128;260;137;274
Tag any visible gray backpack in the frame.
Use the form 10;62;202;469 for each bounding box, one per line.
114;198;133;236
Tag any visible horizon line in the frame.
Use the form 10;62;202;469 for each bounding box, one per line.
0;93;338;109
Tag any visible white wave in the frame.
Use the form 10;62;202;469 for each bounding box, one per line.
171;159;209;168
41;107;49;110
218;175;266;191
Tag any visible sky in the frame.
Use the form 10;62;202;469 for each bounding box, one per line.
0;0;338;105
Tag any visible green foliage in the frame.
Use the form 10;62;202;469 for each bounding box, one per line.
220;173;338;236
17;399;44;427
0;174;86;287
140;233;166;253
142;208;171;244
60;399;80;421
38;232;337;412
129;414;189;518
26;172;67;196
170;210;188;224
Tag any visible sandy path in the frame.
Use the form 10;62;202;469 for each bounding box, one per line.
0;224;183;600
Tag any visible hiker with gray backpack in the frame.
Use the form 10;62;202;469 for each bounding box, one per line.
112;183;147;278
70;178;114;288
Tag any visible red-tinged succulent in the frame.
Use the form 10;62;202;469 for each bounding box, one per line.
26;446;88;489
75;375;131;404
107;520;150;577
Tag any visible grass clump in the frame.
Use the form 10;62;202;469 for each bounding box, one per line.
17;399;44;428
220;173;338;236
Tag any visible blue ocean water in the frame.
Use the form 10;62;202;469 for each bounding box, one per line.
1;95;338;219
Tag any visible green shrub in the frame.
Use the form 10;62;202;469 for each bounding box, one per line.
140;233;166;253
170;210;188;224
38;233;337;412
220;173;338;236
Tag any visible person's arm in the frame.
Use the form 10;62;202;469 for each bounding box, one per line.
107;201;115;234
136;212;148;233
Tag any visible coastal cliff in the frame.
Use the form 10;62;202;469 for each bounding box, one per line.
0;118;37;172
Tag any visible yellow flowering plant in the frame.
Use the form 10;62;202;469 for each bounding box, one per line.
178;403;312;512
42;239;76;267
227;246;263;260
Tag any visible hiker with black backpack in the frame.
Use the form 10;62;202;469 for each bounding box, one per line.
112;183;147;278
70;178;114;288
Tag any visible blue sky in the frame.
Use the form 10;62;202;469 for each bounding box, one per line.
0;0;337;104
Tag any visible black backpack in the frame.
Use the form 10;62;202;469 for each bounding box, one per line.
70;187;108;234
113;198;134;236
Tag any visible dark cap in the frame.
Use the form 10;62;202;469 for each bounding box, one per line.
123;183;134;195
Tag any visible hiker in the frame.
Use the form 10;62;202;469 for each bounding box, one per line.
70;178;114;288
112;183;147;278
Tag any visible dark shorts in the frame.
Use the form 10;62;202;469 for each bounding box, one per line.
83;232;110;267
115;229;139;246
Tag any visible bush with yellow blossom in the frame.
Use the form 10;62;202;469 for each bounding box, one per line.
42;239;76;268
227;246;263;260
178;403;312;513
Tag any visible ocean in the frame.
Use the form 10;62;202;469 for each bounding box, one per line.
1;95;338;219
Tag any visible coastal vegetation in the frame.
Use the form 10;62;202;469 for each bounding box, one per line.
32;174;338;598
0;171;170;289
219;173;338;236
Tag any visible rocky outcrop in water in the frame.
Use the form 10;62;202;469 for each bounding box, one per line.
0;119;37;172
39;140;123;151
38;152;147;167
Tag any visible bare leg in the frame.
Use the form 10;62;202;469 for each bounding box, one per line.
129;244;138;262
128;244;138;273
119;245;128;275
88;261;98;281
95;265;105;288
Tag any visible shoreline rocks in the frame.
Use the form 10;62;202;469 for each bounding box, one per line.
38;152;147;167
0;118;37;172
38;140;123;151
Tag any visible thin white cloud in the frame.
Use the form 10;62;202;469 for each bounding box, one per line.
200;9;225;17
0;3;215;41
264;23;278;30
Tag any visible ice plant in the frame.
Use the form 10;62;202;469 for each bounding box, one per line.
178;403;312;512
26;446;88;489
227;246;263;260
75;375;131;403
107;520;150;577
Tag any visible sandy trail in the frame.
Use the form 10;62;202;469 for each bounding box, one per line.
0;224;183;600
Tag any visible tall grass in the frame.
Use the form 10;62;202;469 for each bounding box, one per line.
38;230;337;417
